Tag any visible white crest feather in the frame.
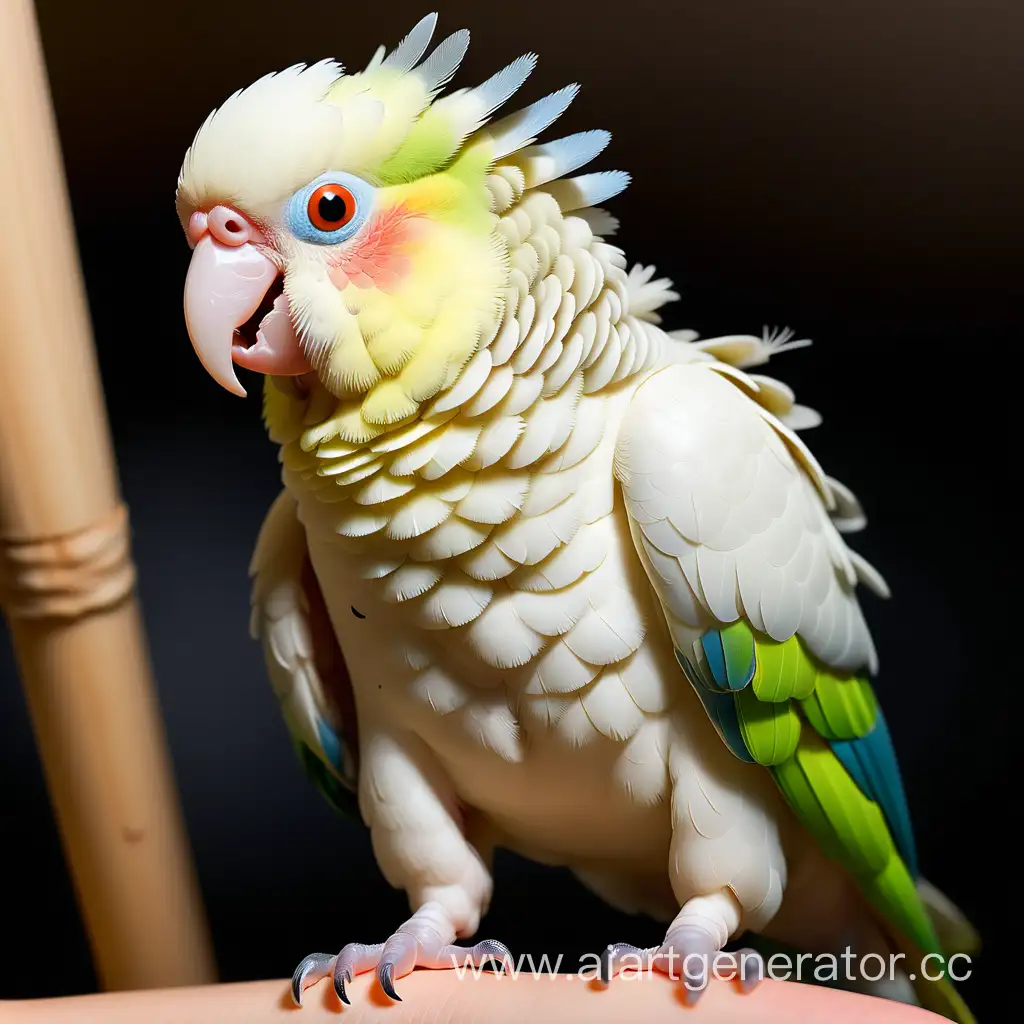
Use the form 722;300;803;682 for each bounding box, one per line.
762;325;812;356
415;30;471;93
575;207;620;236
381;12;438;73
364;44;387;72
177;61;344;216
626;263;679;323
471;53;538;119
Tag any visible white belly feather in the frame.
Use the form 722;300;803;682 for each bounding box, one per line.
294;375;792;926
265;188;797;929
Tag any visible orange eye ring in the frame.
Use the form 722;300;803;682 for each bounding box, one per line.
307;183;357;232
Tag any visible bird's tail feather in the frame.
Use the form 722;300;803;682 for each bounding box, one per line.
917;878;981;957
859;854;976;1024
915;972;976;1024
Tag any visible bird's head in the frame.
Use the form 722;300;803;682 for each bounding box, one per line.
177;13;575;439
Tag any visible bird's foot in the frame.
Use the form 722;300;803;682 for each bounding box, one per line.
290;901;510;1006
600;904;764;1005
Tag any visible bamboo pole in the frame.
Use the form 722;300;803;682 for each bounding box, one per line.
0;0;216;991
0;974;946;1023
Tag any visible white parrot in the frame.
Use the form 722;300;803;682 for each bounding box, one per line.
176;14;977;1020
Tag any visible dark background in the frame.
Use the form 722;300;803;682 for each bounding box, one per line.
0;0;1017;1016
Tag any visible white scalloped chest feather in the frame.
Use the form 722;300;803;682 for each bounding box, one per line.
260;176;880;930
290;368;799;927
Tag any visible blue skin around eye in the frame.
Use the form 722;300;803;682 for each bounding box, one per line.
285;171;376;246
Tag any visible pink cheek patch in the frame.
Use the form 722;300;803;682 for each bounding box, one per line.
328;205;417;293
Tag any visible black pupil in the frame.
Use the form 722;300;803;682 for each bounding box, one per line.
317;191;348;225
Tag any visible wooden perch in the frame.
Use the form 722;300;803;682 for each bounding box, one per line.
0;0;215;990
0;973;947;1022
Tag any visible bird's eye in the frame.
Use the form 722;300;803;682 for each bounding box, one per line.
308;183;356;232
285;171;374;246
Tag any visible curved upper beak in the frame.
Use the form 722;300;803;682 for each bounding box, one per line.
183;206;312;397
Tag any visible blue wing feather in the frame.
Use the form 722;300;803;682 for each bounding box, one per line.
830;710;919;876
676;650;755;762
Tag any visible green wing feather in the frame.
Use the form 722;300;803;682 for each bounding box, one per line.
681;621;975;1024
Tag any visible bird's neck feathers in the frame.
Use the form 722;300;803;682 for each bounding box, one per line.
263;177;676;494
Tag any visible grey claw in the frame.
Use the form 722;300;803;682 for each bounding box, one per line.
732;947;765;993
682;955;711;1004
379;961;401;1001
291;952;335;1007
477;939;512;972
334;967;352;1005
599;942;644;985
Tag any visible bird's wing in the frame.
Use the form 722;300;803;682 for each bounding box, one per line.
249;490;359;817
615;360;971;1021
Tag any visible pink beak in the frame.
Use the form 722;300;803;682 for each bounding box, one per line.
183;206;312;397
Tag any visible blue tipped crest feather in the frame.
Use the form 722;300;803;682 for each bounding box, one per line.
521;130;612;184
471;54;538;119
416;30;471;92
381;13;438;73
564;170;630;208
486;85;581;160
